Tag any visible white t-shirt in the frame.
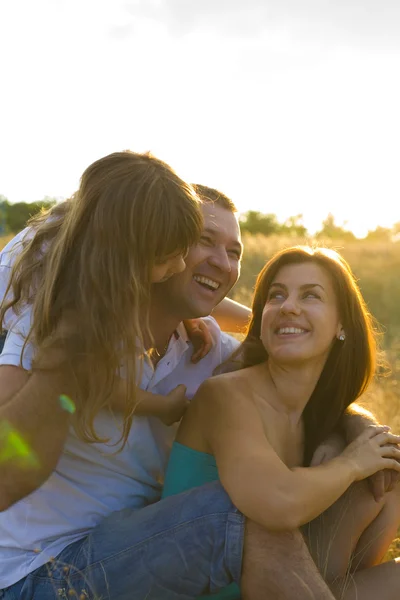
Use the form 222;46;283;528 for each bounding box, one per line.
0;230;240;588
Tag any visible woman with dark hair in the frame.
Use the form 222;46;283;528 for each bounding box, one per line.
163;245;400;599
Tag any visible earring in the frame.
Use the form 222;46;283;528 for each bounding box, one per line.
339;333;345;341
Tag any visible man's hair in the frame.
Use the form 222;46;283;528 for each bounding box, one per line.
191;184;237;213
0;150;203;448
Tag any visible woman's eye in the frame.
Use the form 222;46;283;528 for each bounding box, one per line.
304;292;320;299
268;291;285;300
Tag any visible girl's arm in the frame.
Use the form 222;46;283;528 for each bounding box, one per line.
211;297;251;333
111;379;189;426
191;379;400;531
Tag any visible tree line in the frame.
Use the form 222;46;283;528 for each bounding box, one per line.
240;211;400;242
0;196;57;235
0;195;398;242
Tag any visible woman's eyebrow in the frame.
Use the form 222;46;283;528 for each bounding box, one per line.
270;282;325;291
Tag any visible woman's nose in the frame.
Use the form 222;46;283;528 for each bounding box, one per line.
279;296;301;314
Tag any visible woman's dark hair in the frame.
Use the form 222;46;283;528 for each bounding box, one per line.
234;245;380;465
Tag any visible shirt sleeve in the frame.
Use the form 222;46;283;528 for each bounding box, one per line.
202;316;241;362
0;307;34;371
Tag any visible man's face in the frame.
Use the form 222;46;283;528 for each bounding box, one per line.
153;203;242;319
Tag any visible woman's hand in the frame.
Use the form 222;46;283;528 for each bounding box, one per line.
340;425;400;481
183;319;213;363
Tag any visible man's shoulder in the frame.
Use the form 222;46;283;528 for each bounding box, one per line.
201;316;241;354
0;228;34;333
0;227;32;268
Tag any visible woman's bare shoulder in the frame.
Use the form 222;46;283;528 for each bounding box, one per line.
193;364;264;407
177;366;264;450
205;364;264;389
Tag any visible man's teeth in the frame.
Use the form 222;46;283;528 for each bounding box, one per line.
277;327;306;335
193;276;220;290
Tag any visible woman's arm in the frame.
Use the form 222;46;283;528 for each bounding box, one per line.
211;297;251;333
193;379;400;531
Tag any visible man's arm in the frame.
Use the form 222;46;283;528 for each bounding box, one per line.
211;297;251;333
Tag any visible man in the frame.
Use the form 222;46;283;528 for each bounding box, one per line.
0;186;393;599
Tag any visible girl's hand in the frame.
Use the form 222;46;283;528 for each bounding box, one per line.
159;385;189;426
183;319;213;363
340;425;400;481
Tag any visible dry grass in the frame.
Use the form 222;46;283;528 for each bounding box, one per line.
0;234;15;250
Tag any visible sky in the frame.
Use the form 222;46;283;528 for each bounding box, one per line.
1;0;400;237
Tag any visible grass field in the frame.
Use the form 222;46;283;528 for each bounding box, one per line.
1;232;400;564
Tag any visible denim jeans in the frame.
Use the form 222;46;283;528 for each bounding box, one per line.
0;482;245;600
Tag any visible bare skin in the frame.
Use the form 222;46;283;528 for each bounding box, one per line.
242;520;336;599
175;364;400;598
304;462;400;599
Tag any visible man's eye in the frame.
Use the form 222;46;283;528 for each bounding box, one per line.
200;236;213;245
228;250;241;259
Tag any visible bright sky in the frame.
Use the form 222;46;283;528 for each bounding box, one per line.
1;0;400;237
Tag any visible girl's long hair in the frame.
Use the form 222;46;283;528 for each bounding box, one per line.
0;150;203;447
232;246;380;465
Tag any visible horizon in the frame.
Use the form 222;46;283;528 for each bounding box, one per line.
0;193;397;240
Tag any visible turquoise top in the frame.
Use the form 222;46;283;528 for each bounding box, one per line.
162;442;240;600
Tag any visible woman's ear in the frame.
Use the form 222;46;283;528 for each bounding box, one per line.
336;324;346;342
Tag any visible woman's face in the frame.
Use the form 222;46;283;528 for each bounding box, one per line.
260;261;343;367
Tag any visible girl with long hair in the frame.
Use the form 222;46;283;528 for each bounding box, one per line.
0;150;205;445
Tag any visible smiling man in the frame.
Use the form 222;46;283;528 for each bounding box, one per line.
149;185;242;359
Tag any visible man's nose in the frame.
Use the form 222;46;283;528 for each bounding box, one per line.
208;247;231;272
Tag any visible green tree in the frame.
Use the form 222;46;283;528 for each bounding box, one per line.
316;213;356;241
0;197;58;234
365;226;392;242
280;214;307;237
239;211;282;236
0;196;8;235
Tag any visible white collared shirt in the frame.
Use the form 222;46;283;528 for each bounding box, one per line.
0;229;240;588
